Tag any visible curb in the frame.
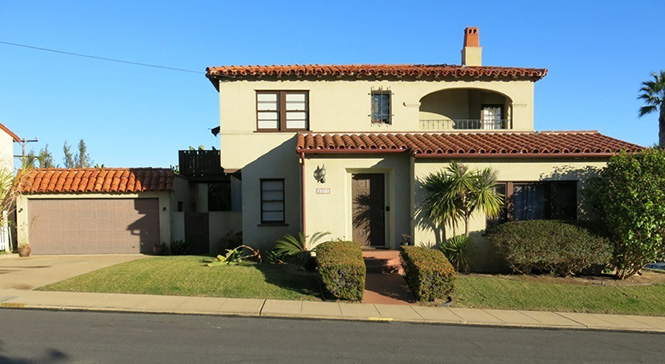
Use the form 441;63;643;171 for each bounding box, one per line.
2;301;664;334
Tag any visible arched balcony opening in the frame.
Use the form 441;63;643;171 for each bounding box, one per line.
419;88;513;130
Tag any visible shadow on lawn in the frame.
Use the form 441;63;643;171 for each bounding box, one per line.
251;263;321;299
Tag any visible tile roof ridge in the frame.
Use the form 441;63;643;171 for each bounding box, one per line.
536;130;600;134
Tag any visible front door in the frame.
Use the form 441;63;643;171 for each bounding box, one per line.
352;174;385;247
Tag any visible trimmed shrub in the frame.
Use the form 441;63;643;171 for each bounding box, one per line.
489;220;612;276
400;246;455;302
316;241;366;301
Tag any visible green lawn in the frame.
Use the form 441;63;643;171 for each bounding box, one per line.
454;275;665;316
40;256;320;301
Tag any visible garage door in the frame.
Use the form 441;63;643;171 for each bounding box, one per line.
27;198;160;254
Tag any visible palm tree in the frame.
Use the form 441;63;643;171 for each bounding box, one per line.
421;161;503;237
638;70;665;149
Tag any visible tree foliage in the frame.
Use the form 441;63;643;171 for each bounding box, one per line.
37;145;55;168
75;139;93;168
63;139;94;168
587;149;665;279
638;70;665;149
421;161;503;238
63;141;75;168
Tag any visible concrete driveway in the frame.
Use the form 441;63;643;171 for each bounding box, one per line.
0;255;145;291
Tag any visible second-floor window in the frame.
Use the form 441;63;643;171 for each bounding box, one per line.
256;91;309;131
371;90;391;124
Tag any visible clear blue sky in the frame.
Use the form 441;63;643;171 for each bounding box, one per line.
1;1;663;168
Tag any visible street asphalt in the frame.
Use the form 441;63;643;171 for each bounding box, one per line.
1;309;663;364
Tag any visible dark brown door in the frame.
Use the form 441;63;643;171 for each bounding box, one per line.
185;213;210;254
352;174;385;247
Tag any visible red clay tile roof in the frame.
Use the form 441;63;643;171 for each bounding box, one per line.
17;168;175;194
296;131;644;158
206;64;547;81
0;122;20;142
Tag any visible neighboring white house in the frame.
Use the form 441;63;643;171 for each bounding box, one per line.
0;122;19;172
0;122;19;252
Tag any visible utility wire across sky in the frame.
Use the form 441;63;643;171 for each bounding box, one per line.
0;40;202;74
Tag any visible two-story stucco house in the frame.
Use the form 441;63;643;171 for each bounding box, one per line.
205;27;642;269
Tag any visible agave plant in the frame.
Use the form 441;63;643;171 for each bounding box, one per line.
273;231;331;261
438;235;475;273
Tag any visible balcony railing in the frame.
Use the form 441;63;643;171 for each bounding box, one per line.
178;150;226;180
419;119;510;130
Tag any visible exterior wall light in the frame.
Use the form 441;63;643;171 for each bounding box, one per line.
313;165;326;183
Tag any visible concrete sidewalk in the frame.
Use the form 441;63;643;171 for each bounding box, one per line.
1;289;664;333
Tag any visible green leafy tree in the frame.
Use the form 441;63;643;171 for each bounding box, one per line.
638;70;665;149
587;149;665;279
421;161;503;238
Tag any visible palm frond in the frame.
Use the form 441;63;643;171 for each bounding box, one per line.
309;231;331;246
639;105;658;117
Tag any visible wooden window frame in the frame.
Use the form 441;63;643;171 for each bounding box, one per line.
260;178;286;225
370;90;392;124
487;181;578;229
256;91;309;132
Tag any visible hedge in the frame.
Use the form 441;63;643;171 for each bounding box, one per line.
400;246;455;302
316;241;366;301
489;220;612;276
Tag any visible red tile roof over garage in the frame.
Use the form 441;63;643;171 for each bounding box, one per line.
206;64;548;81
17;168;175;194
296;131;644;158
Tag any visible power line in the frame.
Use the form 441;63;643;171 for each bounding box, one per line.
0;40;202;74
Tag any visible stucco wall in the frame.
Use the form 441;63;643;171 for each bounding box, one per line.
217;79;536;171
209;211;242;253
0;132;14;172
303;153;411;249
237;136;301;250
412;158;608;271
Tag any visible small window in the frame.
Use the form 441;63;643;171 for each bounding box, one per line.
481;105;503;129
256;91;308;131
371;90;391;124
260;179;285;223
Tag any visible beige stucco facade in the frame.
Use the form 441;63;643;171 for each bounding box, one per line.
218;79;535;171
214;76;540;252
412;158;608;270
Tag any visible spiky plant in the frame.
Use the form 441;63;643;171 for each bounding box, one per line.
272;231;331;261
438;235;475;273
